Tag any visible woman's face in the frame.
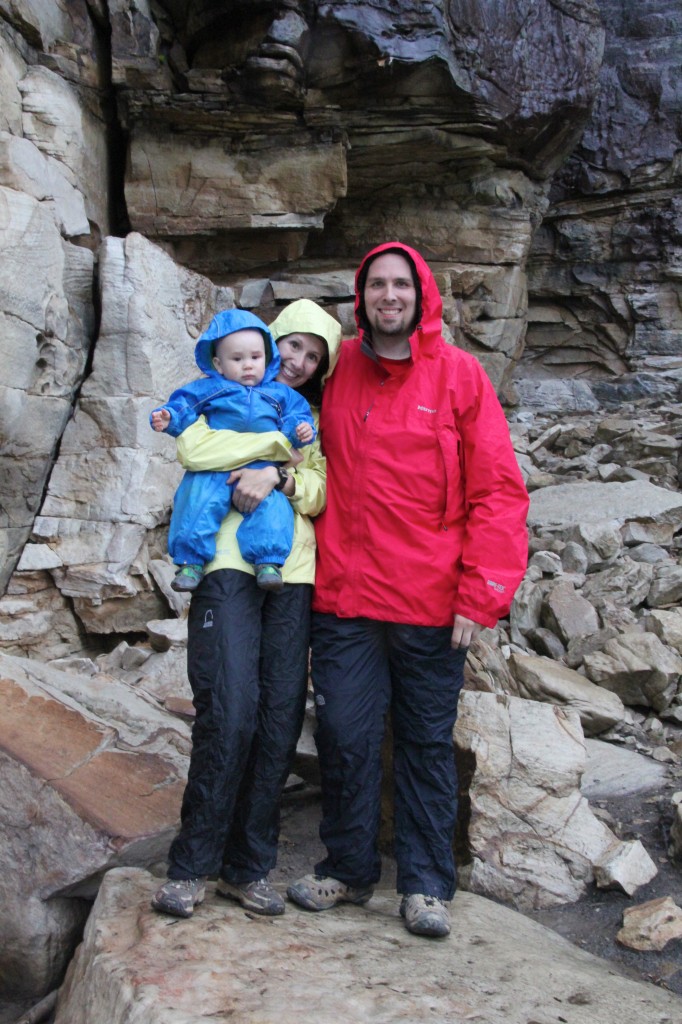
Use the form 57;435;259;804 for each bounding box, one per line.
276;332;327;389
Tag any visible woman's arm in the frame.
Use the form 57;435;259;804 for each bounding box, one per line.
230;439;327;516
176;414;327;517
288;437;326;517
175;415;292;472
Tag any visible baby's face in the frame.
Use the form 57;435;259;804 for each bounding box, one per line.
212;329;266;386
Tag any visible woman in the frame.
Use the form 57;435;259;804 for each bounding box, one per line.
152;299;342;919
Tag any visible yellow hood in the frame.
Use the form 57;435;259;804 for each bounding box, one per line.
269;299;342;385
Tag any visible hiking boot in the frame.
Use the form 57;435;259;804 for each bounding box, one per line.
286;874;373;911
151;877;206;918
216;877;285;916
171;564;203;592
400;894;450;938
255;564;284;591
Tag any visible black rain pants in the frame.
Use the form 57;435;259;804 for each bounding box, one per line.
167;569;311;882
311;612;466;901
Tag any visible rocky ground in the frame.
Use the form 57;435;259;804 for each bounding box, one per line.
272;756;682;999
3;756;679;1024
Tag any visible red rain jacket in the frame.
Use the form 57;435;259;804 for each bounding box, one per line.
312;242;529;629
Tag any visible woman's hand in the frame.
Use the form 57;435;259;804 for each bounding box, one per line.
228;466;280;513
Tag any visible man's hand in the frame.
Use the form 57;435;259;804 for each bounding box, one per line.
451;614;483;650
296;422;314;444
151;408;171;431
228;466;279;514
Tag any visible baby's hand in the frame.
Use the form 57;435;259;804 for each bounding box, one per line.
151;408;171;432
296;422;314;444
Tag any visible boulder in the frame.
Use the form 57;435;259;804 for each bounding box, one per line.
528;481;682;532
52;868;682;1024
541;579;600;644
617;896;682;952
454;692;652;910
581;740;671;800
0;651;189;1001
583;633;682;712
508;653;626;735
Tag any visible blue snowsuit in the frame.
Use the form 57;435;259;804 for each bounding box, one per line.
152;309;316;570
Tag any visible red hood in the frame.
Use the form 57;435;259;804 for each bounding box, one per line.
354;241;443;359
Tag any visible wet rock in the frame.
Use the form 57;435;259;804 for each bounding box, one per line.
616;896;682;952
581;740;670;800
562;540;588;574
454;692;649;909
145;616;187;653
644;609;682;654
542;579;600;644
53;868;682;1024
0;651;189;1000
525;626;567;660
566;626;620;670
528;481;682;531
593;840;658;896
583;633;682;712
647;563;682;608
581;558;655;612
508;653;626;735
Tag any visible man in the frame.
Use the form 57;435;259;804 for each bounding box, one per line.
287;243;529;937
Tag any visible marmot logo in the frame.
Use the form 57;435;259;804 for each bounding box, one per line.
417;405;437;414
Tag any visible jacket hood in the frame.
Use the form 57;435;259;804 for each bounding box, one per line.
269;298;343;385
195;308;279;383
354;242;443;358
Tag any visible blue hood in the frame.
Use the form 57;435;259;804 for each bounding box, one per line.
195;309;280;384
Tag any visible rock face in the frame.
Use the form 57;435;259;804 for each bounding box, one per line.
0;651;190;1000
517;0;682;412
0;0;609;596
53;868;682;1024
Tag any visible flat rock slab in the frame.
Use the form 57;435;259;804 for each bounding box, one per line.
582;739;670;799
528;481;682;528
55;868;682;1024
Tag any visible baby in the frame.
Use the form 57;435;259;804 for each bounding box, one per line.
151;309;315;592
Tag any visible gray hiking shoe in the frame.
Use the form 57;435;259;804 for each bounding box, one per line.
255;563;284;591
216;877;285;916
286;874;373;911
171;564;203;592
400;894;450;937
151;877;206;918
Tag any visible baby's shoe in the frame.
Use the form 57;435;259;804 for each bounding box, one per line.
171;564;203;592
255;564;284;591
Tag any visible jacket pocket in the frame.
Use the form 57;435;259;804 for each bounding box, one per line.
436;421;463;526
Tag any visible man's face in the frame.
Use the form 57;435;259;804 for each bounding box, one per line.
363;252;417;352
212;329;267;386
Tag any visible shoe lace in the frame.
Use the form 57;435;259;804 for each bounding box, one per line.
423;895;445;908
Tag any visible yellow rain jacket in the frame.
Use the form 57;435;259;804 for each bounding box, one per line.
175;300;342;584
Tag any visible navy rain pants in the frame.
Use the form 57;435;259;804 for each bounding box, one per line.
311;613;466;901
167;569;311;883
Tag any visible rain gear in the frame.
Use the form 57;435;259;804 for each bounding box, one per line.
305;244;529;899
175;300;343;583
312;242;529;628
164;301;342;886
152;309;316;569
